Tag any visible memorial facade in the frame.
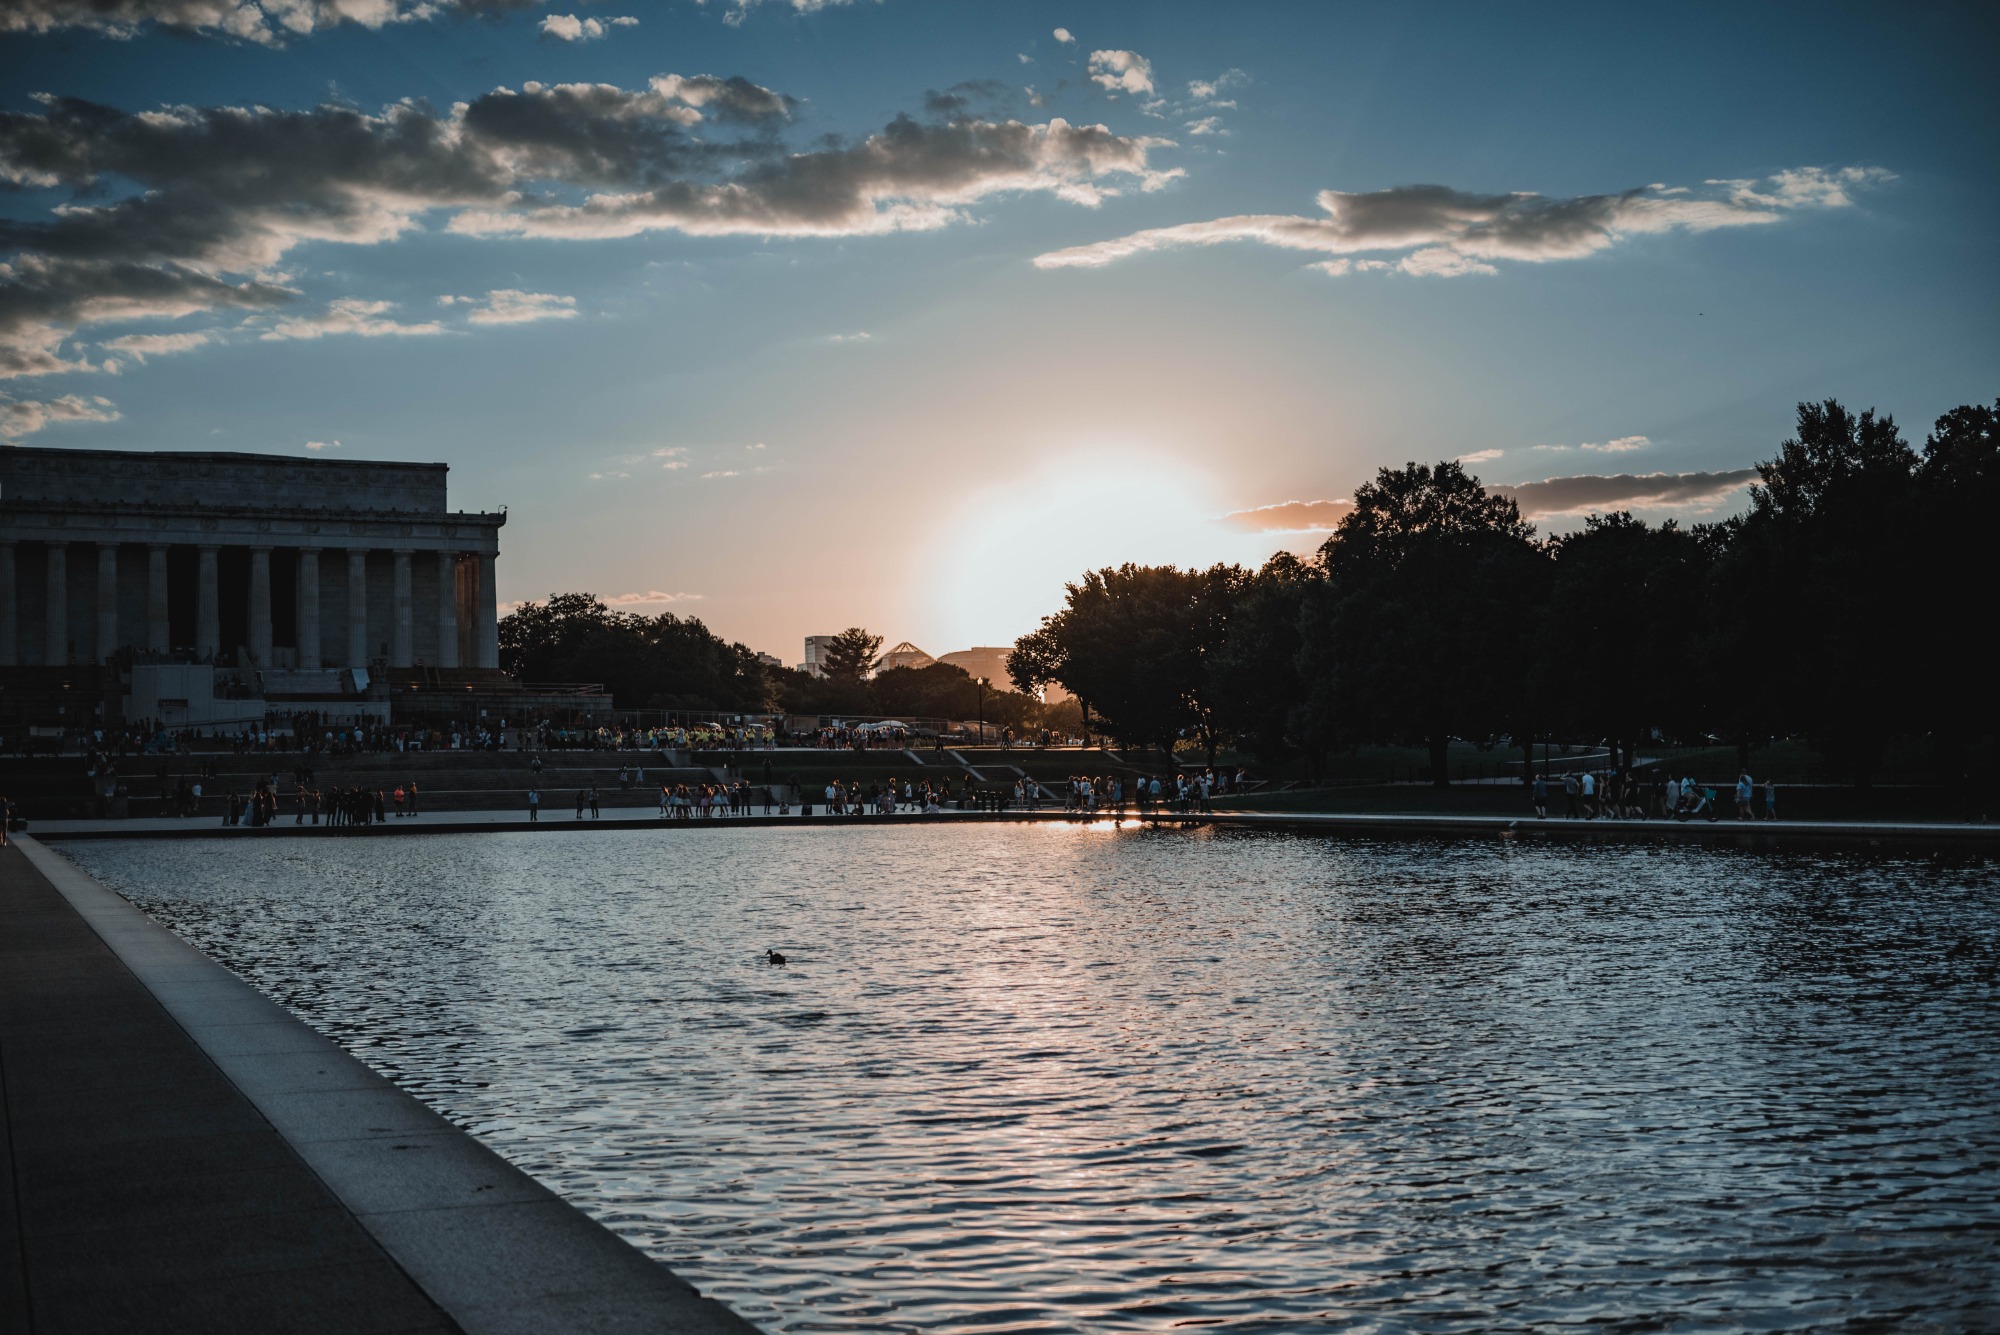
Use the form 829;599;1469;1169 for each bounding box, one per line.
0;447;506;730
0;446;503;672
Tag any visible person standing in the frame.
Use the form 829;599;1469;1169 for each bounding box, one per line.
1532;771;1548;819
1763;779;1778;820
1735;772;1754;820
575;789;586;819
1563;772;1580;819
528;786;540;821
589;786;601;819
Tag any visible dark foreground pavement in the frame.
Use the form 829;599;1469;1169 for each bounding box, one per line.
0;842;457;1334
0;840;761;1335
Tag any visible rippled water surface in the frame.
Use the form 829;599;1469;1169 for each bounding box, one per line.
63;825;2000;1332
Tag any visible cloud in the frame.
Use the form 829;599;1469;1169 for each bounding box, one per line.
1033;166;1893;273
1224;498;1354;533
603;590;704;605
1088;49;1155;96
539;13;637;42
0;391;119;438
260;298;447;340
1;85;1174;372
1052;26;1074;43
441;289;578;324
0;0;535;46
719;0;855;25
101;329;214;361
1184;116;1225;137
1188;69;1248;101
826;330;871;342
1457;448;1504;464
1490;469;1758;518
1586;434;1649;453
304;438;339;450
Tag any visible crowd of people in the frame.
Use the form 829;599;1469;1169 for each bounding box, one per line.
1529;769;1780;821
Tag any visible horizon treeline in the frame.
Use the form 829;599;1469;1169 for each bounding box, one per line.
1006;397;1998;786
498;598;1067;729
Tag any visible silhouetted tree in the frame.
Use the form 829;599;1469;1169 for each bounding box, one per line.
819;627;883;682
499;593;770;710
1718;400;1920;784
1539;513;1709;769
1302;461;1540;786
1206;552;1315;765
1010;563;1238;764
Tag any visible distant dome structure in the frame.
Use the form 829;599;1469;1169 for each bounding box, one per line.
879;641;935;671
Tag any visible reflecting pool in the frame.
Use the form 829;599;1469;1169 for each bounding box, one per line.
62;825;2000;1332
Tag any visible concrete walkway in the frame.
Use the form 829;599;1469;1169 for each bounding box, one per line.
0;838;760;1335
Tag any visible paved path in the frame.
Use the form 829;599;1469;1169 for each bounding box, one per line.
24;806;2000;849
0;839;760;1335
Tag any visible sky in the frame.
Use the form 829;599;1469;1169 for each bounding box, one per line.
3;0;1996;664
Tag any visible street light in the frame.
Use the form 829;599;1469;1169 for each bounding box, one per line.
975;675;988;745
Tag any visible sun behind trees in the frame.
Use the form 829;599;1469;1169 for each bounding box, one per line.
1011;396;2000;787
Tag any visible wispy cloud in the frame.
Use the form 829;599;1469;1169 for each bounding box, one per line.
1224;498;1354;533
1230;468;1758;533
1052;26;1074;43
441;290;579;325
539;13;638;42
0;391;119;439
603;590;704;605
101;330;215;362
1188;69;1248;101
1457;448;1505;464
1034;166;1893;274
304;439;339;451
260;298;446;341
1491;469;1758;517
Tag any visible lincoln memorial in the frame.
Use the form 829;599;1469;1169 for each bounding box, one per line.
0;446;506;731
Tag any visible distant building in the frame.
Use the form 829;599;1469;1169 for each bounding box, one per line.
936;646;1070;702
799;634;838;677
878;641;934;672
755;651;782;668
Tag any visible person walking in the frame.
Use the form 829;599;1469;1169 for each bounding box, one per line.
1763;778;1778;820
575;789;586;819
1563;772;1580;819
1532;771;1548;819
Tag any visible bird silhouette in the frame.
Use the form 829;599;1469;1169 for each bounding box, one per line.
766;949;788;965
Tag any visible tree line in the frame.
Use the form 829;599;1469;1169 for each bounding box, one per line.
499;598;1064;728
1006;398;1999;786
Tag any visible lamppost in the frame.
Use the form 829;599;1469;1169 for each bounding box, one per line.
975;676;988;745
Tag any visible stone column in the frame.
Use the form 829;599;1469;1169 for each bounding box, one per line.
97;543;119;664
46;541;69;666
248;546;272;667
436;551;460;669
0;541;16;666
196;544;220;660
391;550;414;668
297;548;321;669
476;553;499;670
147;544;170;652
346;549;369;668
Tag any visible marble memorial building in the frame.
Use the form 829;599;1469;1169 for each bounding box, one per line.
0;446;503;689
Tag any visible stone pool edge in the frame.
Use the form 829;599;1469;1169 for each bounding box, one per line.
13;835;763;1335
